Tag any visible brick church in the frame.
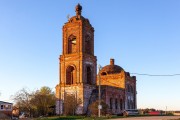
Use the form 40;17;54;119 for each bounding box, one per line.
55;4;137;115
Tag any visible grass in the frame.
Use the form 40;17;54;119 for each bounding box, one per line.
34;115;122;120
34;115;180;120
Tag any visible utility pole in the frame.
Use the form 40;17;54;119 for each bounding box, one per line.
98;65;102;117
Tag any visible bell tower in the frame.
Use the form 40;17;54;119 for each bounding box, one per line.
56;4;97;115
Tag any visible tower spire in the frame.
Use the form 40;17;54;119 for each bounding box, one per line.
75;3;82;16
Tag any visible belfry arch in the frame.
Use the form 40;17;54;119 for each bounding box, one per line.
66;65;76;85
68;34;77;54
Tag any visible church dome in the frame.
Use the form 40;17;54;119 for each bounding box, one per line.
100;59;124;75
67;3;92;27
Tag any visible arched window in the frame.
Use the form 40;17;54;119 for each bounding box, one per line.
66;66;76;85
101;72;107;76
68;35;76;54
85;35;91;54
87;66;92;84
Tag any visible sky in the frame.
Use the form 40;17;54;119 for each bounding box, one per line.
0;0;180;110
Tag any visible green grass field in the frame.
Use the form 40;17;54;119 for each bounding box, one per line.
34;115;180;120
34;115;119;120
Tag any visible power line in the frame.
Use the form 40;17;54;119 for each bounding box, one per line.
130;73;180;76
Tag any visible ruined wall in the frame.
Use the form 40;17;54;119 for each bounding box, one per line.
103;86;125;114
55;84;95;115
97;71;125;89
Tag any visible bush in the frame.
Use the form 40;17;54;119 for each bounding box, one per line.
88;100;108;116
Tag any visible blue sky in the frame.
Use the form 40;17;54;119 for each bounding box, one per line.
0;0;180;110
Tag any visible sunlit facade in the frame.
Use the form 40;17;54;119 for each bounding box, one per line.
55;4;137;115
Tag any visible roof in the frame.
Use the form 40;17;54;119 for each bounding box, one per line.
100;59;124;75
0;101;13;104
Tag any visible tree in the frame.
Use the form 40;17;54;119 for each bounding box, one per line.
12;86;56;117
64;93;82;115
88;100;108;116
30;86;56;116
12;88;32;116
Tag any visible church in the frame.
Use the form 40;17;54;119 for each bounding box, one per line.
55;4;137;115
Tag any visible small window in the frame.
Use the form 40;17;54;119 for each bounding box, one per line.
101;72;107;76
1;105;4;109
8;105;11;109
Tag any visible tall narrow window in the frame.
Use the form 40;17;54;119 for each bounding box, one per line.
115;98;118;109
68;35;76;54
120;99;123;110
128;100;130;109
127;85;130;92
66;66;76;85
110;98;113;109
87;66;92;84
130;86;133;93
85;35;91;54
130;100;133;109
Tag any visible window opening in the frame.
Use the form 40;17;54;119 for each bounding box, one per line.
66;66;75;85
87;66;92;84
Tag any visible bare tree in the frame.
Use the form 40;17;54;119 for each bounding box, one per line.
64;94;82;115
12;88;32;116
